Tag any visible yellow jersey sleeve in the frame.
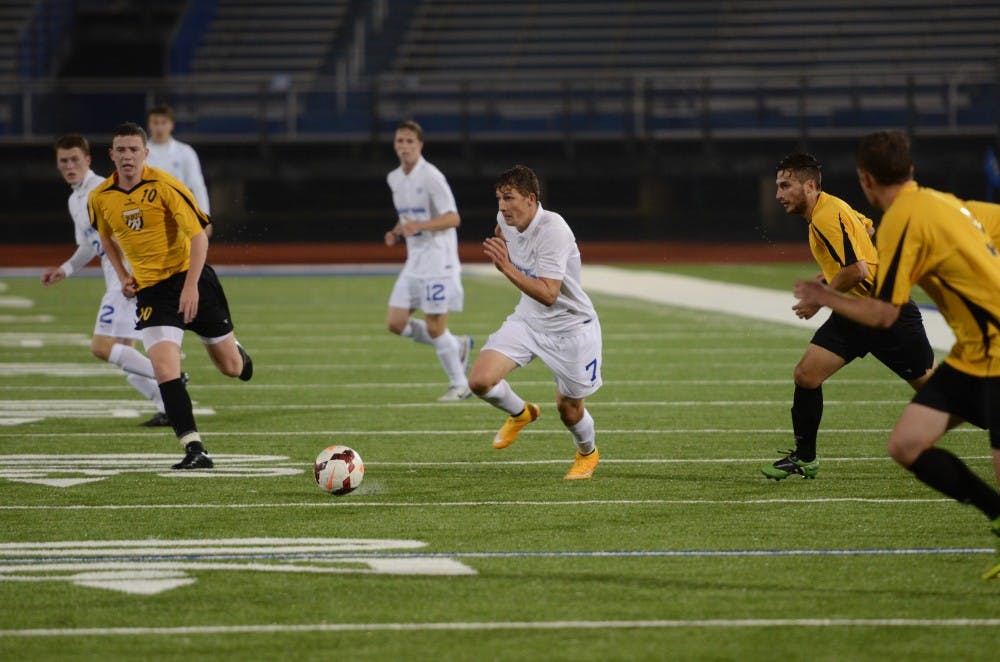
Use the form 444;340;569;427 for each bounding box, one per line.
963;200;1000;247
807;192;878;297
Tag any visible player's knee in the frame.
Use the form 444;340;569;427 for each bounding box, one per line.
467;373;493;397
793;363;823;390
887;434;924;468
219;354;243;378
386;319;406;335
556;400;583;426
90;340;111;362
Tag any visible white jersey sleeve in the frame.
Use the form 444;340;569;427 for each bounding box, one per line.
176;141;210;214
65;170;122;292
147;139;210;213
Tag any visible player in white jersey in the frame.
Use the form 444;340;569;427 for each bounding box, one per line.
469;165;603;480
40;134;170;427
147;105;212;235
384;120;473;401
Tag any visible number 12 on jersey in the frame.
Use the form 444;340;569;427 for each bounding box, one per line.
425;283;446;302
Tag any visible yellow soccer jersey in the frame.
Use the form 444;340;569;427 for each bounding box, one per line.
874;182;1000;377
808;191;878;297
962;199;1000;245
89;165;209;289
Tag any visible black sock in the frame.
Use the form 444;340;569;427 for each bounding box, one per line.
791;385;822;462
909;447;1000;520
158;378;198;440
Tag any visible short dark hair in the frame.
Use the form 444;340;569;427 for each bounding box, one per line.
395;119;423;142
55;134;90;156
147;104;175;121
776;152;823;190
112;121;148;146
495;164;540;199
856;131;913;185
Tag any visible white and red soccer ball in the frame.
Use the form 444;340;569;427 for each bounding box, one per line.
314;445;364;495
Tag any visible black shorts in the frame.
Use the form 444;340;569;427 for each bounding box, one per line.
912;363;1000;449
135;265;235;339
810;300;934;381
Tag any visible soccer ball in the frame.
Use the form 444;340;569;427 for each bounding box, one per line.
314;445;364;495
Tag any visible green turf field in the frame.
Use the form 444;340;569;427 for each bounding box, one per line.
1;266;998;661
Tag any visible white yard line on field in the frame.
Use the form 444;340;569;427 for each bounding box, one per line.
0;497;956;512
2;617;999;638
1;427;985;439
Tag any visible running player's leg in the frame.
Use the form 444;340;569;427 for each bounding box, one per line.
790;343;844;457
899;364;1000;578
138;273;212;469
92;290;168;425
425;312;470;400
422;276;471;400
891;400;1000;520
763;314;855;480
190;265;251;382
387;275;431;343
143;325;210;468
202;333;249;379
537;321;602;479
469;319;538;448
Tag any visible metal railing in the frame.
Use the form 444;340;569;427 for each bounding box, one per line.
0;65;996;142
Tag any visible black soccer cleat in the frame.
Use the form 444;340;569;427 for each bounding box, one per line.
141;412;171;427
760;450;819;480
171;450;214;470
236;342;253;381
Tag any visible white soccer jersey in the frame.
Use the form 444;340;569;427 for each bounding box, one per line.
64;169;122;292
146;138;210;213
386;156;460;278
497;203;598;335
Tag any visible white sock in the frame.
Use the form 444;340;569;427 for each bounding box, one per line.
126;373;166;413
568;409;596;455
432;331;468;388
401;319;433;345
109;343;156;379
480;379;526;416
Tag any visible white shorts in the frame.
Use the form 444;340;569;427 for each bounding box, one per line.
93;289;141;340
484;317;603;399
388;273;464;315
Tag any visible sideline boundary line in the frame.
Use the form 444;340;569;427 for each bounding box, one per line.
3;617;1000;638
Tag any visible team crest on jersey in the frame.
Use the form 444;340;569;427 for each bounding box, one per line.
122;207;143;231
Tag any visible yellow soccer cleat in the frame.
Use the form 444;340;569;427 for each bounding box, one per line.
982;562;1000;581
492;403;540;449
564;449;599;480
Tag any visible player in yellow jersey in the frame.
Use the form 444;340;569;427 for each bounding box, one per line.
89;122;253;470
763;153;934;480
794;131;1000;579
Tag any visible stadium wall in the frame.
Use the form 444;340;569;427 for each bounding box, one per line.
1;134;994;250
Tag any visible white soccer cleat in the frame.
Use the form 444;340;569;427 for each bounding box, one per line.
438;385;473;401
457;335;474;374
